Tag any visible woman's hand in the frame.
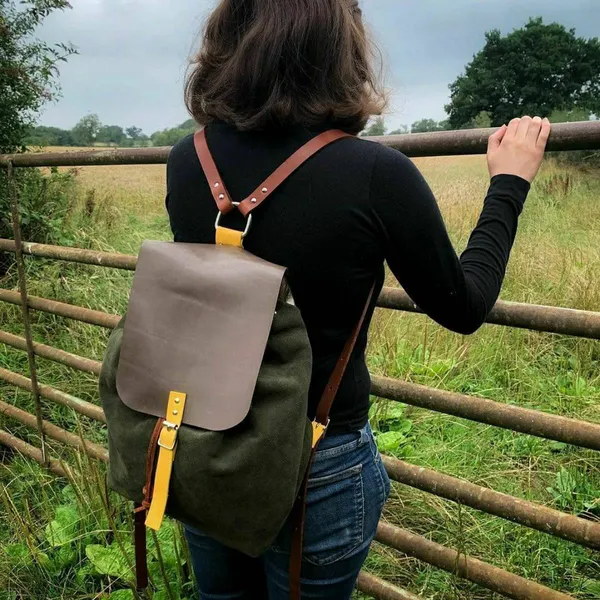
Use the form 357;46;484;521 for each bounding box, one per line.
487;116;551;183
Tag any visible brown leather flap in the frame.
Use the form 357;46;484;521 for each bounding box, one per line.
116;241;286;431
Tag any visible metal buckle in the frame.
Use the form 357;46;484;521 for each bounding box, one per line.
158;421;179;450
214;202;253;239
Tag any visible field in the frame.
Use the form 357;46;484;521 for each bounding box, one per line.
1;150;599;599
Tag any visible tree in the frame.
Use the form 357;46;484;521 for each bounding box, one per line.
149;120;197;146
411;119;447;133
446;17;600;128
24;125;73;146
361;117;386;137
126;126;143;144
389;125;409;135
0;0;76;152
97;124;125;146
72;114;101;146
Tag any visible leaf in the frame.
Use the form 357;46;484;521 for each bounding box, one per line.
45;504;80;547
376;431;408;453
85;544;132;580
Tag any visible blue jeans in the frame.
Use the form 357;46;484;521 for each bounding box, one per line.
184;423;390;599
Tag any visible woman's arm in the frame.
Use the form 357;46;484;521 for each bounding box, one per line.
370;116;550;335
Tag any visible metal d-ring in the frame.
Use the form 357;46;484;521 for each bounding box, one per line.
214;202;253;239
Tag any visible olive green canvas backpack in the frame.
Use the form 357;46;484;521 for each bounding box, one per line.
99;128;374;598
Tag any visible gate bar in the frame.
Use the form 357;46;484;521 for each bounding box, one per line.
376;522;574;600
0;429;68;478
0;398;108;462
371;376;600;451
0;288;120;328
379;288;600;340
3;239;600;340
0;329;102;375
382;456;600;550
0;122;598;167
356;572;424;600
0;366;105;423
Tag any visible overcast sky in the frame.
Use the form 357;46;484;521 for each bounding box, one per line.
37;0;600;134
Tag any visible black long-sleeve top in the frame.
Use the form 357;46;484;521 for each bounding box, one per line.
166;122;530;434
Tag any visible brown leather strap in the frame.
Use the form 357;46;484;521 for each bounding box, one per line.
134;505;149;589
193;128;352;216
133;417;164;590
194;128;235;215
316;283;376;425
289;282;376;600
238;129;351;217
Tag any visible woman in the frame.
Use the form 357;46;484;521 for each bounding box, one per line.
165;1;550;598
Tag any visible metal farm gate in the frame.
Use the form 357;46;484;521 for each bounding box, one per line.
1;122;600;599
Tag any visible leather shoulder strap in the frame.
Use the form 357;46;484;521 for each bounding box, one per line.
315;283;376;426
194;128;235;215
193;128;352;216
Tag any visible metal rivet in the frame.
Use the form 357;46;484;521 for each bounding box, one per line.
262;188;268;194
214;182;220;188
173;409;179;416
251;198;257;203
218;194;225;200
175;398;180;404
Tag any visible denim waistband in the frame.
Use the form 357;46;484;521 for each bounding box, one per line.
313;422;372;461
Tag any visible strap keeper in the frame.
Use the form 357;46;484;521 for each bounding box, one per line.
311;418;330;448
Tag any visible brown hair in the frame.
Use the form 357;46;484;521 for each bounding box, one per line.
185;0;386;134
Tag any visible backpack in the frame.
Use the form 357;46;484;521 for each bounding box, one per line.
98;127;375;598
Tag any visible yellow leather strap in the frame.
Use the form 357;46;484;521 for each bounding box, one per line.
145;391;187;531
216;226;243;248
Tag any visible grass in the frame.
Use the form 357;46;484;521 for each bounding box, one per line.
1;151;600;599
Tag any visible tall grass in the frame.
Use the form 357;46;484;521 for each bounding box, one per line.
1;155;599;599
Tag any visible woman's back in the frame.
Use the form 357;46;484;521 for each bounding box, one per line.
166;121;532;434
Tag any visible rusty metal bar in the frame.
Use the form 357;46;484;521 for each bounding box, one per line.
376;522;574;600
382;456;600;550
0;146;172;168
0;367;105;423
0;239;137;270
356;572;424;600
0;288;120;328
0;429;68;478
372;376;600;451
3;239;600;340
1;122;599;167
0;398;108;462
0;329;102;375
7;162;48;465
378;288;600;340
372;121;600;158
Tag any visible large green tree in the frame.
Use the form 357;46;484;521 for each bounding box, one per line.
446;17;600;128
0;0;75;152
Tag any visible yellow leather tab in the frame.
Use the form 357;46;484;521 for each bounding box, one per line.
311;420;329;449
145;391;187;531
216;226;243;248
